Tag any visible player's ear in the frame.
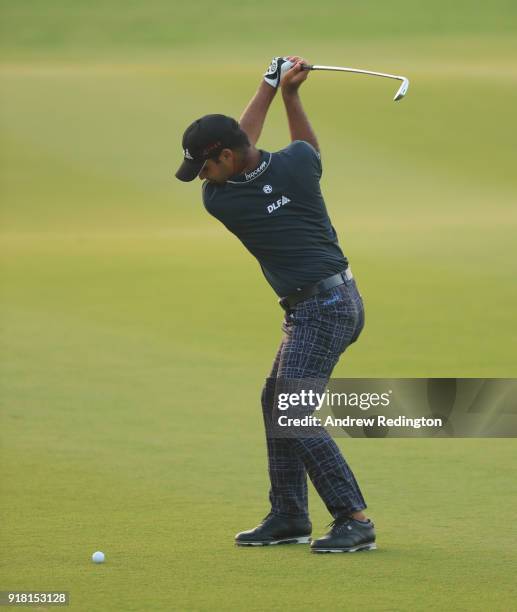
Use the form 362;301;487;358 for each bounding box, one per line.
219;148;233;162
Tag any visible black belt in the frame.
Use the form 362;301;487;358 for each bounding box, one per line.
279;268;353;311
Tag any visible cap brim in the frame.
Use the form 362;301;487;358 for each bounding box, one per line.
175;158;205;182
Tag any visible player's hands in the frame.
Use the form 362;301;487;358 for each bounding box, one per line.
263;56;295;89
280;56;310;95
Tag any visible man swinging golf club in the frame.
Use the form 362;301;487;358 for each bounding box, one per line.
175;56;376;553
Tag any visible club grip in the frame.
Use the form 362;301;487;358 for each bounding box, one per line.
301;64;314;71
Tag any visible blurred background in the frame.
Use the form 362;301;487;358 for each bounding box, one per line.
2;1;516;377
1;1;516;610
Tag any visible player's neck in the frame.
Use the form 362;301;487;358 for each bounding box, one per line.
236;147;261;176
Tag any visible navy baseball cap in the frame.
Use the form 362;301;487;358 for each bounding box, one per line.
175;114;249;182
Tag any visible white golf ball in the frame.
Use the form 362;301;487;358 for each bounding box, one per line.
91;551;105;564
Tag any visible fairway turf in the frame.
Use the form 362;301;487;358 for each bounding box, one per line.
1;0;517;610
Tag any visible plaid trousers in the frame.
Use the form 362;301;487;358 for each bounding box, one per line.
261;276;367;520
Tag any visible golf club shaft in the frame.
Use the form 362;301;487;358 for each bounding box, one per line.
302;64;406;83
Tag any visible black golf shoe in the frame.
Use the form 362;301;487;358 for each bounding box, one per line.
311;517;376;553
235;513;312;546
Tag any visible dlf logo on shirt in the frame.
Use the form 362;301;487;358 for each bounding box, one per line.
267;196;291;214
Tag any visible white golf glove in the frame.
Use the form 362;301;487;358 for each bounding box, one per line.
263;57;295;89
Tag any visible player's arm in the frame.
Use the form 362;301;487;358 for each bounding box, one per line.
239;81;277;147
280;58;320;153
239;57;294;146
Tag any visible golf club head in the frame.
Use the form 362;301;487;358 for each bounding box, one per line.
394;78;409;101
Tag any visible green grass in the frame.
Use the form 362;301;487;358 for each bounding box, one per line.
1;0;517;609
1;0;517;58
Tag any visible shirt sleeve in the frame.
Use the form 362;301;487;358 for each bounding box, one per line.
282;140;322;181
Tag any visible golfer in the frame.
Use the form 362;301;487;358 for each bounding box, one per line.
175;56;376;553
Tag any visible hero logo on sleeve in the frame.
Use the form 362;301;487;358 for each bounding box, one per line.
267;195;291;214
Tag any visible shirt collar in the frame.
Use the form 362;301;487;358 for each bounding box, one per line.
226;150;271;184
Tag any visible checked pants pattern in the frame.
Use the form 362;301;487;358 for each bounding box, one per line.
261;277;367;520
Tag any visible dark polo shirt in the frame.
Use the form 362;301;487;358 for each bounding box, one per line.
202;140;348;297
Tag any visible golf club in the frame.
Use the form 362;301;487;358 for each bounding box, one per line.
301;64;410;101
